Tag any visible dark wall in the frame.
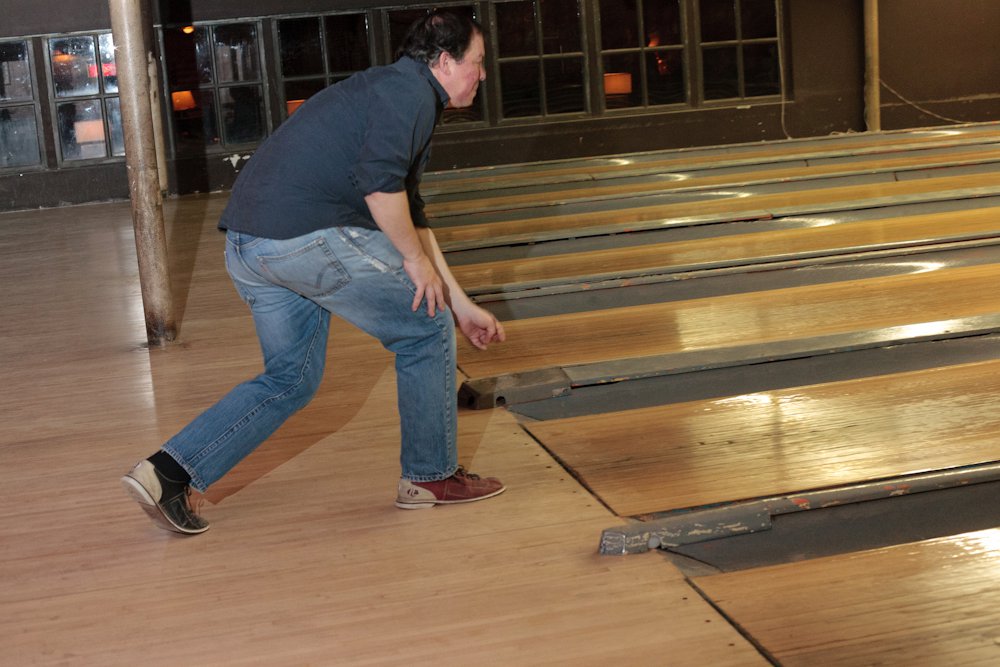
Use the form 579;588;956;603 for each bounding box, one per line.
879;0;1000;128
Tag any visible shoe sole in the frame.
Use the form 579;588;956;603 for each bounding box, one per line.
120;475;209;535
394;485;506;510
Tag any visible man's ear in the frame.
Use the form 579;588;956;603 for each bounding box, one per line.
435;51;454;75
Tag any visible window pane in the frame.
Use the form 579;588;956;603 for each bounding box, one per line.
647;49;684;104
743;42;779;96
542;0;580;54
58;99;105;160
545;58;584;114
603;53;640;109
284;79;325;116
389;9;429;56
700;0;736;42
106;97;124;156
214;24;260;83
98;33;118;93
599;0;638;50
173;88;218;150
0;105;40;167
496;1;537;58
164;26;212;86
50;36;98;98
741;0;777;39
500;60;540;118
326;14;370;73
1;41;33;101
221;85;264;144
702;45;738;98
644;0;682;47
279;17;323;77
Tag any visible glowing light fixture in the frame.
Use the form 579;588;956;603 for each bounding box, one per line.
171;90;196;111
604;72;633;96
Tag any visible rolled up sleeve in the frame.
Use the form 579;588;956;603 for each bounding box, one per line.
350;78;436;200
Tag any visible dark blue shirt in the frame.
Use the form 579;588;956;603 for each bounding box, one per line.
220;56;449;239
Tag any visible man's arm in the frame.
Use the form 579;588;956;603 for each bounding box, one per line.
364;190;445;317
415;225;505;351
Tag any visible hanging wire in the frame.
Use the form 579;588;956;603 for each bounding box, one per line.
879;78;969;125
775;0;792;139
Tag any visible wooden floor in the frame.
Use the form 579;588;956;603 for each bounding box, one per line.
0;197;764;665
524;360;1000;516
450;205;1000;292
6;125;1000;665
692;528;1000;665
455;262;1000;380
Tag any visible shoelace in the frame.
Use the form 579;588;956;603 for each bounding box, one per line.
187;487;206;515
454;467;481;480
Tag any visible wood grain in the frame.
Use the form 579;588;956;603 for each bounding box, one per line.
693;528;1000;666
525;360;1000;516
451;205;1000;290
434;171;1000;245
427;147;1000;217
458;262;1000;379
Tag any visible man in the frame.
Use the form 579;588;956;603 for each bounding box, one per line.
122;10;505;535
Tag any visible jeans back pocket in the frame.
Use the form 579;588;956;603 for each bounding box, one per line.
257;238;351;299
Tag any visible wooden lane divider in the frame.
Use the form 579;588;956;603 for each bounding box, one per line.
690;527;1000;664
426;146;1000;218
435;172;1000;251
451;205;1000;296
423;124;1000;196
517;358;1000;526
458;262;1000;381
457;264;1000;406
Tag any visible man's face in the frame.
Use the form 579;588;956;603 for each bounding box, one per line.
434;32;486;109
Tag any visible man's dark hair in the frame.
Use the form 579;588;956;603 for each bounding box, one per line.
397;9;482;65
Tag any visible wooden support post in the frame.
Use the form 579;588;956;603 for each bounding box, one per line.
108;0;176;345
864;0;881;132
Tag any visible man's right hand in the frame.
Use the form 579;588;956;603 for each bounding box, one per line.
403;253;446;317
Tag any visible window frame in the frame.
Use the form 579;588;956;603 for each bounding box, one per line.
272;10;376;122
0;37;44;172
693;0;783;106
491;0;591;124
45;31;123;167
595;0;689;113
159;19;271;158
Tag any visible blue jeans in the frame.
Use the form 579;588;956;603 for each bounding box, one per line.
162;227;458;491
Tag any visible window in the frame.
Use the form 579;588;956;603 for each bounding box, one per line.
0;39;41;168
598;0;686;109
48;33;122;163
698;0;779;101
277;13;371;118
494;0;587;119
162;22;266;153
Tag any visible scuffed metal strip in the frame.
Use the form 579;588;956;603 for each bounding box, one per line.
599;461;1000;555
599;506;773;556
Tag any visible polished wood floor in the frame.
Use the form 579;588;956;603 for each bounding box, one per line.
450;205;1000;292
456;262;1000;380
6;125;1000;665
693;528;1000;665
524;360;1000;516
434;171;1000;248
422;123;1000;196
426;146;1000;217
0;196;763;665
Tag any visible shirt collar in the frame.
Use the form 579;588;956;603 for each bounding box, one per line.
396;56;450;107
